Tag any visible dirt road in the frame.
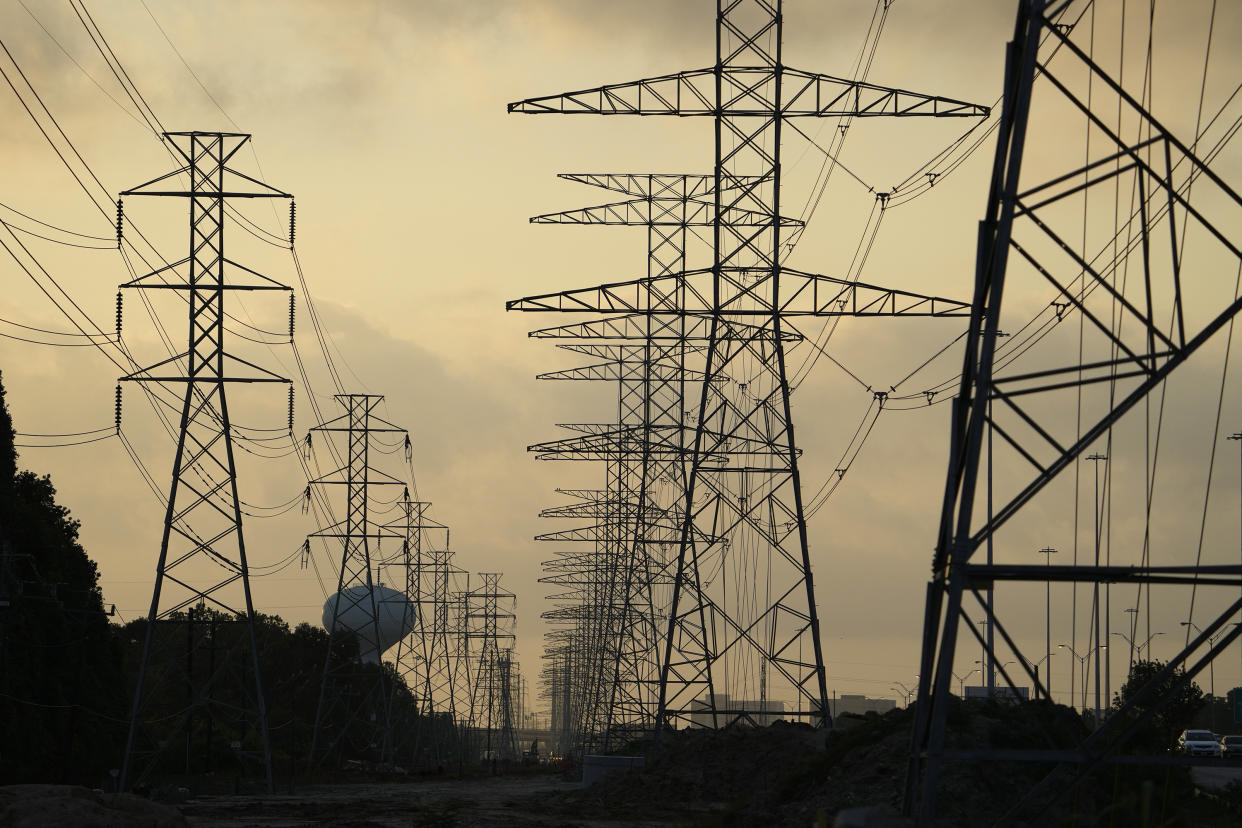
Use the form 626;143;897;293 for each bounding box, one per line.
179;776;672;828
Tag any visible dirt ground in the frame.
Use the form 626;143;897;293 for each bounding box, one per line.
16;705;1242;827
178;776;675;828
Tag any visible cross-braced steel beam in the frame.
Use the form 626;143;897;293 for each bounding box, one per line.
905;1;1242;822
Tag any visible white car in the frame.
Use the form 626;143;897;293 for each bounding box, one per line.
1220;735;1242;758
1178;729;1219;757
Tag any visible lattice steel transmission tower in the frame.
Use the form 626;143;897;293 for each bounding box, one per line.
118;131;292;792
509;0;986;729
497;648;521;761
523;173;793;751
464;572;517;760
381;498;454;767
905;1;1242;822
429;547;470;726
307;393;408;768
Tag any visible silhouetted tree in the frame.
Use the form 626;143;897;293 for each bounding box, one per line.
1110;659;1205;752
0;371;126;783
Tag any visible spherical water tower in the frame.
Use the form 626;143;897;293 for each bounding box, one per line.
321;584;414;664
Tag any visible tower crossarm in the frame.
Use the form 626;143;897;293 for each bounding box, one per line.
508;67;989;119
552;487;606;500
531;199;802;228
306;465;407;487
508;267;972;317
537;361;703;384
555;342;708;361
121;351;290;384
527;425;775;461
527;313;802;343
307;524;404;541
538;499;671;521
539;501;616;520
536;523;717;546
553;423;629;436
120;256;291;292
557;173;762;197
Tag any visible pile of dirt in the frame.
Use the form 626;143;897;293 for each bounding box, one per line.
0;784;188;828
532;700;1150;826
534;720;832;824
807;699;1094;826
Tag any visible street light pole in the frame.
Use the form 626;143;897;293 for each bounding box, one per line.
1182;621;1223;733
1123;607;1139;664
977;620;989;696
1087;453;1107;726
1058;643;1080;710
985;394;1001;697
1229;432;1242;698
1113;630;1164;664
1032;653;1053;702
1059;642;1107;718
1038;547;1057;698
954;667;980;698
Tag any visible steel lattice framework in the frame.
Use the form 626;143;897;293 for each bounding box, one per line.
464;573;517;760
119;131;292;792
525;173;782;752
430;547;471;730
307;393;408;768
509;0;986;730
906;1;1242;822
382;499;454;766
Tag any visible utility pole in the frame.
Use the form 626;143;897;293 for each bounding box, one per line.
509;0;985;732
306;394;408;768
118;131;292;793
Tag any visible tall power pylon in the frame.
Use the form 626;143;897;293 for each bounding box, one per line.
307;393;408;767
426;546;470;726
497;648;522;758
906;1;1242;822
509;1;986;729
464;572;517;760
521;173;791;750
382;498;453;767
119;131;292;791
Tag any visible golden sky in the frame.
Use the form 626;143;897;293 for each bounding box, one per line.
2;0;1241;708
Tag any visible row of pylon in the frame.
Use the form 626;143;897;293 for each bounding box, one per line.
505;0;990;758
114;135;524;789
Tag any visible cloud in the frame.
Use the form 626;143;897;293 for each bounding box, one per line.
5;0;1242;705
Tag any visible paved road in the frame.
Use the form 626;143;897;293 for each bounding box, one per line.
1192;764;1242;790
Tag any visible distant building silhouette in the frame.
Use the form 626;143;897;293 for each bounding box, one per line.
688;694;787;727
829;694;898;717
964;685;1030;702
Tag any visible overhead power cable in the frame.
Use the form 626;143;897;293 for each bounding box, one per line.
0;199;112;241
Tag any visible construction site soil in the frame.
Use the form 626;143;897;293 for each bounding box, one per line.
9;701;1242;827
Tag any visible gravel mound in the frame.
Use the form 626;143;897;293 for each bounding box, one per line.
0;784;188;828
535;701;1108;826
